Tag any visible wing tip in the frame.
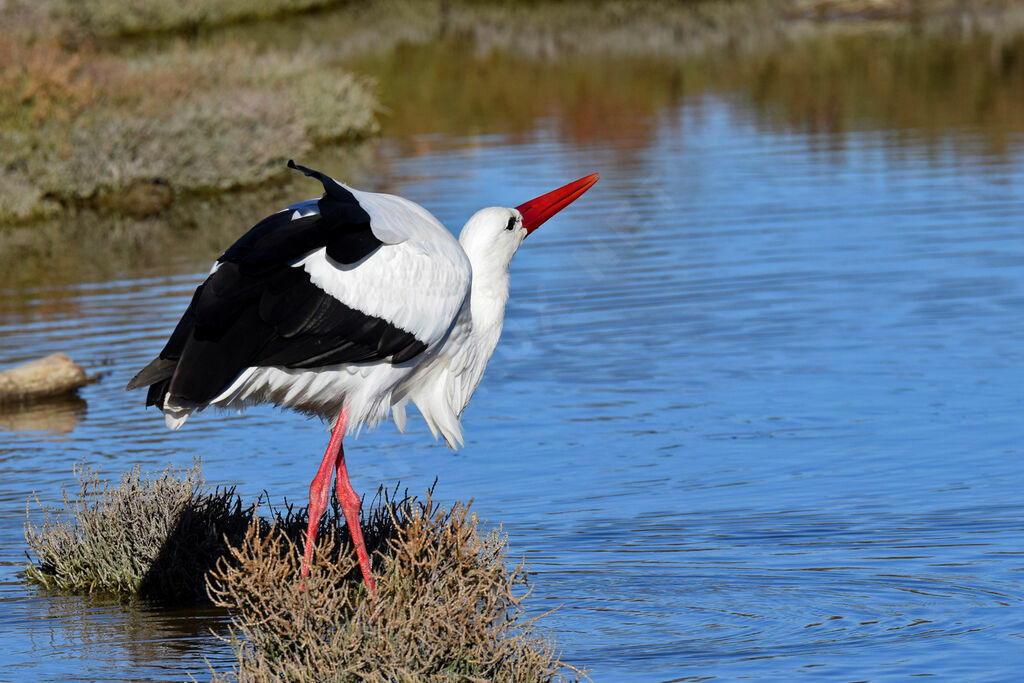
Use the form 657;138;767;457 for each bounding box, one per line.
126;357;176;392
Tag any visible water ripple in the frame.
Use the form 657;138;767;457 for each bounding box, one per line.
3;93;1024;680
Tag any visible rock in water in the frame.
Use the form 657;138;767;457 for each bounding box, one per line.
0;354;88;402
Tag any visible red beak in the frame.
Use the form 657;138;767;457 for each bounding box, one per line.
516;173;600;235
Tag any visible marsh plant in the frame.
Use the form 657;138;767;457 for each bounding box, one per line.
24;462;581;680
208;497;582;682
24;459;252;603
0;13;378;223
40;0;348;37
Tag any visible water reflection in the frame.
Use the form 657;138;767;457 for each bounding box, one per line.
6;32;1024;289
345;41;683;149
0;396;86;434
5;591;231;681
712;32;1024;148
343;32;1024;151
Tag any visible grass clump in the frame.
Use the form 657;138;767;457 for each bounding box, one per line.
25;459;252;603
24;462;582;680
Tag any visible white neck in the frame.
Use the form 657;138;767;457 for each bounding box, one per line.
398;210;519;449
457;230;512;389
466;257;510;337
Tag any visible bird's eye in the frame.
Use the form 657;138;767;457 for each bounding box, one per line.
505;216;517;231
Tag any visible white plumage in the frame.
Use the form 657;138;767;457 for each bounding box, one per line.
129;161;598;592
167;192;499;446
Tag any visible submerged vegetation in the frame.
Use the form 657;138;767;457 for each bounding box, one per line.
24;462;580;680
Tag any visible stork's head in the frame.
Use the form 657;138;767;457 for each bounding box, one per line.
459;173;599;268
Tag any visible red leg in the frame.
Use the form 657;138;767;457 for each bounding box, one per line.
301;408;347;578
334;420;376;595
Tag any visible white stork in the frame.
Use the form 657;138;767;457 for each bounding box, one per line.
128;161;598;593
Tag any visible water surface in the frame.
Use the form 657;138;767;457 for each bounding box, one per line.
3;35;1024;681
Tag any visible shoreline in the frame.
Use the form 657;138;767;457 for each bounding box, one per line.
4;0;1024;228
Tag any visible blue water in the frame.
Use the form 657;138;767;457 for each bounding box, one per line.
2;93;1024;680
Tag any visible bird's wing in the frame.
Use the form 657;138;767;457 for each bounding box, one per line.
127;162;471;409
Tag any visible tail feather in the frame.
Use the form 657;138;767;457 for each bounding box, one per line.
163;402;192;430
392;400;408;432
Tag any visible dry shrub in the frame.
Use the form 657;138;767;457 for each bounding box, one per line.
0;22;377;223
24;462;582;679
208;495;582;682
0;34;94;124
24;459;252;603
40;0;348;38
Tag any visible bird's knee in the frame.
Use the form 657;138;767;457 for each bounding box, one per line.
337;486;361;511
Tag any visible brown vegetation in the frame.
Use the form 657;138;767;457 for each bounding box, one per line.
24;462;581;679
361;0;1024;61
208;497;581;681
0;7;377;225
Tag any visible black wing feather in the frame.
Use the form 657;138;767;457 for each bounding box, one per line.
128;161;428;408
